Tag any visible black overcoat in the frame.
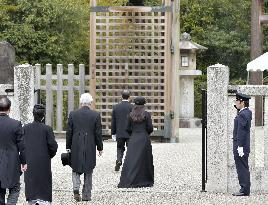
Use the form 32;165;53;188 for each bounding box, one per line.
111;101;133;139
23;122;58;202
118;111;154;188
0;113;25;189
66;106;103;174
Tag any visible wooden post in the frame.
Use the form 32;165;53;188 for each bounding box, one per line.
68;64;74;114
164;0;172;138
35;64;41;104
170;0;180;142
250;0;264;126
90;0;97;109
79;64;85;96
45;64;53;127
56;64;63;132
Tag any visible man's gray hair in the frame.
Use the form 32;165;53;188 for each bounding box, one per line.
80;93;93;104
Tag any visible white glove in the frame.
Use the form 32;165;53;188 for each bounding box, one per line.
112;135;116;141
66;149;71;153
237;146;244;157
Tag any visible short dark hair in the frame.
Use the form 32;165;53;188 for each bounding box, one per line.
33;104;46;122
0;96;11;112
244;101;249;107
122;90;130;100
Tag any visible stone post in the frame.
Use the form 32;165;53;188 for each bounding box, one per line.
206;64;229;192
13;64;35;125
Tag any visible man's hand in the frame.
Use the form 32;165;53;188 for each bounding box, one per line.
21;164;27;172
112;135;116;141
237;146;244;157
66;149;71;153
98;150;103;157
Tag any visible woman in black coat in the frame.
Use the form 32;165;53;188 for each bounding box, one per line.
23;104;58;204
118;96;154;188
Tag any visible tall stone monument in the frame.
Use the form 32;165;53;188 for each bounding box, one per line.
0;42;34;124
0;41;15;84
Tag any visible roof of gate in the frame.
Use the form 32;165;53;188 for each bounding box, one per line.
247;52;268;71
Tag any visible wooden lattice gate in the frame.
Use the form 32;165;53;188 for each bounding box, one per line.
90;2;172;136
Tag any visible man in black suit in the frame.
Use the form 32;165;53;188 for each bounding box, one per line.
0;96;27;204
66;93;103;202
111;90;133;171
232;93;252;196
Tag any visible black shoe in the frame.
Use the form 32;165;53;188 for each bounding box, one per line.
232;192;250;196
115;161;122;171
73;190;81;202
82;199;92;201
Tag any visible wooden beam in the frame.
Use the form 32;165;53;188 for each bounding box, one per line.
260;15;268;24
170;0;180;142
90;6;171;13
250;0;263;126
90;0;97;109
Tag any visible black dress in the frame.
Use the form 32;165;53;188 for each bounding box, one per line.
118;111;154;188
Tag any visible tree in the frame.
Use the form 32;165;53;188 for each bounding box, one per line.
0;0;89;65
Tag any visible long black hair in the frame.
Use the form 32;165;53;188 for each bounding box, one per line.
130;104;146;122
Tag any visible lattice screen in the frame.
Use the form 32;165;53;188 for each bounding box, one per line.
90;7;171;135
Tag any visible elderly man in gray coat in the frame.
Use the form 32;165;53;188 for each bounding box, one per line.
66;93;103;202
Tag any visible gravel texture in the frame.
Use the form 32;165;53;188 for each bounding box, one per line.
14;129;268;205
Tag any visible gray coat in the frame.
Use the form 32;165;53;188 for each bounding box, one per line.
0;113;25;188
66;107;103;174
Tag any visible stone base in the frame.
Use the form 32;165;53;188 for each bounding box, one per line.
179;118;202;128
227;166;268;193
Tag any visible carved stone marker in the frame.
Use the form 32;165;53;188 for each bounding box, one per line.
0;41;15;84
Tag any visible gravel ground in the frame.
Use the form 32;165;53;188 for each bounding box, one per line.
14;129;268;205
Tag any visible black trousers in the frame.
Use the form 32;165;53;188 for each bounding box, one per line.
117;138;129;162
234;154;250;195
0;181;20;205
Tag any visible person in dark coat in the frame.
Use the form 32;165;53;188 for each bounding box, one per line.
111;90;133;171
23;104;58;204
232;93;252;196
66;93;103;202
0;96;27;205
118;96;154;188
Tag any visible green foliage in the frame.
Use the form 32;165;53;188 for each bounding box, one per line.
0;0;89;65
181;0;252;80
229;78;247;85
194;75;206;118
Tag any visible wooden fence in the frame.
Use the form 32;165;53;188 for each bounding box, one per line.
34;64;89;132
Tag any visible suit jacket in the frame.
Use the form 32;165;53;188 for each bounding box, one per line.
111;101;133;139
66;106;103;174
0;113;25;188
233;107;252;155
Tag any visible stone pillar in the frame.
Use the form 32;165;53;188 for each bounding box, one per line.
206;64;229;192
13;64;35;125
180;76;194;118
179;70;202;128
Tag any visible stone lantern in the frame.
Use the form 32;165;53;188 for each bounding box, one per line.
179;33;207;128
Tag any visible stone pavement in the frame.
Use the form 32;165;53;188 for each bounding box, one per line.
15;128;268;205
